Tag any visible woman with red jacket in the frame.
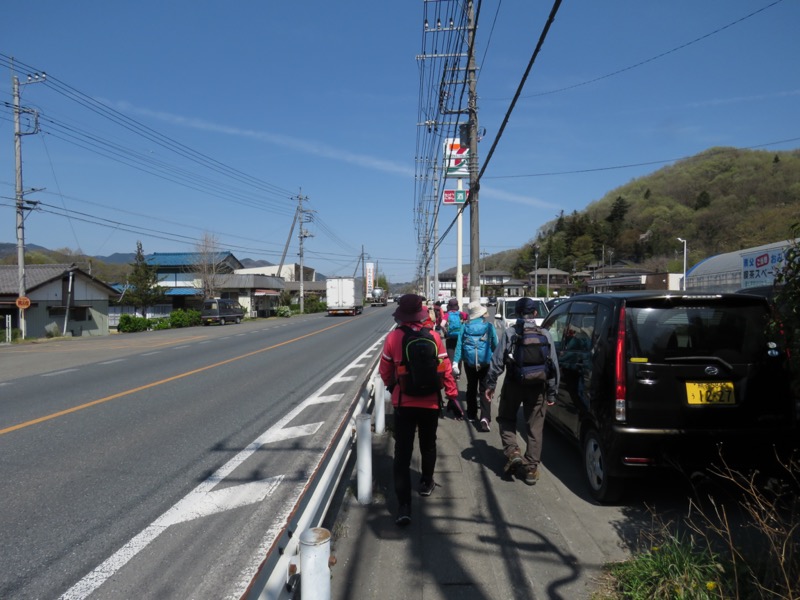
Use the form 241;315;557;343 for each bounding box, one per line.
380;294;459;526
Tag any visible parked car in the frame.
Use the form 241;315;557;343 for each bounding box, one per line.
494;296;549;330
541;291;798;503
201;298;244;325
487;296;497;307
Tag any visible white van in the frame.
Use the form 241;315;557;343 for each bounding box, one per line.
494;297;549;330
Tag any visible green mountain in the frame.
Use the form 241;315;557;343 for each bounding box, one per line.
491;147;800;278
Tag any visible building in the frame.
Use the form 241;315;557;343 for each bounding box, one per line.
0;264;118;339
686;239;798;293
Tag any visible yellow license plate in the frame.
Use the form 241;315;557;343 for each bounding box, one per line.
685;382;735;405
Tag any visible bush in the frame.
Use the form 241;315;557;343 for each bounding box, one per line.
303;298;326;314
169;309;201;328
118;314;149;333
276;306;292;318
149;318;171;330
44;322;62;338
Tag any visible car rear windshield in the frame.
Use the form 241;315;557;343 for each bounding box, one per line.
503;299;548;320
626;299;770;364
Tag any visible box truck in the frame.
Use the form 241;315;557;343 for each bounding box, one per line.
326;277;364;316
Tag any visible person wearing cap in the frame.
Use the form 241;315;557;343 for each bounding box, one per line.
484;297;560;485
432;300;444;333
453;300;499;430
379;294;460;526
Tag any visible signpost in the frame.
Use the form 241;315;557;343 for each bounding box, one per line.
15;296;30;310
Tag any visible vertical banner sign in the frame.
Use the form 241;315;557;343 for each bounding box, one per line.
741;247;785;288
365;262;375;295
444;138;469;179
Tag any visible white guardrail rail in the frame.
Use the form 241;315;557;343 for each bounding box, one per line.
242;342;386;600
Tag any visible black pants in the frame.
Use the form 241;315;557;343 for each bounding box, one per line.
464;364;490;421
393;406;439;505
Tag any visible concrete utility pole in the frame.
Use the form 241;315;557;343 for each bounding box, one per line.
297;192;313;314
12;67;46;339
466;0;481;304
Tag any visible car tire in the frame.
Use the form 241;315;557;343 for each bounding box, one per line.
220;318;226;326
582;428;622;503
235;317;241;324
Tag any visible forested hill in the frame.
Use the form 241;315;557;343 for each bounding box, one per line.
500;147;800;278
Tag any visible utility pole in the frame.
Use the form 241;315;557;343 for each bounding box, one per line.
296;192;313;314
466;0;481;304
13;67;46;339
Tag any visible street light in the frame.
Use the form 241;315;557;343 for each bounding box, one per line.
677;238;687;291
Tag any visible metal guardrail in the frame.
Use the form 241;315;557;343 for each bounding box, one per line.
242;341;384;599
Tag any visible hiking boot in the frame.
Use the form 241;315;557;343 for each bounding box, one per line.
479;418;491;432
395;504;411;526
523;466;540;486
503;450;523;474
418;479;436;497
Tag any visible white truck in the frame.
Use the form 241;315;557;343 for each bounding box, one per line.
326;277;364;316
370;287;387;306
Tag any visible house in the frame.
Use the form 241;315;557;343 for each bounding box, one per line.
144;252;285;317
0;264;119;339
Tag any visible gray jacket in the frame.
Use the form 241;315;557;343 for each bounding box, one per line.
485;318;560;399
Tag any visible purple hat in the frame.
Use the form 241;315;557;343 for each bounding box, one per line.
447;298;459;310
392;294;430;323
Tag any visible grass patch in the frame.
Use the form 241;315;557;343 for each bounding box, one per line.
595;450;800;600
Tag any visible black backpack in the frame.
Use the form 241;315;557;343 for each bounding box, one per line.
507;321;554;385
397;326;444;397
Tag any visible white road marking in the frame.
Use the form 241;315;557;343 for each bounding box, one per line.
99;359;125;365
60;344;377;600
41;369;78;377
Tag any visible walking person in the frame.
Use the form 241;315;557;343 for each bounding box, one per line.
380;294;460;526
453;300;498;430
484;297;560;485
442;298;468;369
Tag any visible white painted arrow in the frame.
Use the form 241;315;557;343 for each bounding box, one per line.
160;474;285;527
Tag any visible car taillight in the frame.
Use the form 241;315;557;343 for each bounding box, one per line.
615;306;627;421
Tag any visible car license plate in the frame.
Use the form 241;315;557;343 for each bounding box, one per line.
685;382;735;405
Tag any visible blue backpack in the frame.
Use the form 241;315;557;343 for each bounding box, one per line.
446;311;463;339
507;320;554;385
462;321;492;367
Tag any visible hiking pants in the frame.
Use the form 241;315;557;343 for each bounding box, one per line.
464;364;491;422
393;406;440;505
496;379;548;469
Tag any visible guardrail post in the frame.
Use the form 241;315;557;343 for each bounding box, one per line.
356;414;372;504
373;376;386;435
300;527;331;600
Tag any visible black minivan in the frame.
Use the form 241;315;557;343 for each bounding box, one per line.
201;298;245;326
541;291;797;502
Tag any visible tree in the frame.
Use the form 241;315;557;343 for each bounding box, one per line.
124;241;165;318
192;232;224;299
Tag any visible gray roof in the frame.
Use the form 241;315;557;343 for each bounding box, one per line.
0;264;118;295
687;238;799;278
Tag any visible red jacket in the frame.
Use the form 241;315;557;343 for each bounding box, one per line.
380;323;458;409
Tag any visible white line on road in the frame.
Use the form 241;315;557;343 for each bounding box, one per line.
41;369;78;377
99;359;125;365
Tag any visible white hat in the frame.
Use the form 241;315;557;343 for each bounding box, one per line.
468;300;487;320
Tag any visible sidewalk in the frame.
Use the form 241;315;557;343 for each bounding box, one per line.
325;378;630;600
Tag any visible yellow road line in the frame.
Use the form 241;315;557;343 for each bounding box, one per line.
0;317;362;436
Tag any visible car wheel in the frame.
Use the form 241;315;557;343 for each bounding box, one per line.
582;428;622;503
235;317;241;324
220;318;226;326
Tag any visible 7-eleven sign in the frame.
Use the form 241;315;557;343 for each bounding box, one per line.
444;138;469;178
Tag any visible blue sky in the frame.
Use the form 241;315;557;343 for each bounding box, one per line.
1;1;798;284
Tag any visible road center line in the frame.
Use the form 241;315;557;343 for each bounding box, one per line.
0;318;364;437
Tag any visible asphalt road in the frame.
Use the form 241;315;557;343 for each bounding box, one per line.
0;308;395;599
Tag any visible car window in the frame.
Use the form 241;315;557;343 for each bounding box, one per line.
627;303;768;363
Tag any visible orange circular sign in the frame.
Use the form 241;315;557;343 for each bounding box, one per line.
15;296;31;309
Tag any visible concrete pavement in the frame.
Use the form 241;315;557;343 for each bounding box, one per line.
324;380;633;600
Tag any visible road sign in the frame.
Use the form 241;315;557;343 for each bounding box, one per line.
16;296;31;309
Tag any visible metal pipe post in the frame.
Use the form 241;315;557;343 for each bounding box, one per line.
356;414;372;504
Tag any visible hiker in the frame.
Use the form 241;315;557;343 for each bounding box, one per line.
442;297;468;374
484;297;560;485
453;300;498;430
380;293;460;526
432;300;444;333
